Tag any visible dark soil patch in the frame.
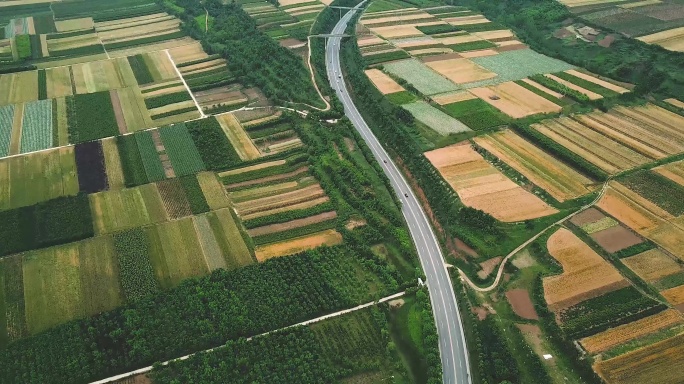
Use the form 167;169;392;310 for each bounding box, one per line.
420;52;462;62
75;141;108;193
506;288;539;320
590;226;643;253
570;207;605;226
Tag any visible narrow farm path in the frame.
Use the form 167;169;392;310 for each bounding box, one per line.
88;291;406;384
165;49;206;118
204;8;209;33
459;179;612;292
305;35;331;112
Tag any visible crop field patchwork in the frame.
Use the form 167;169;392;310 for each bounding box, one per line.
384;58;460;95
424;57;497;85
146;217;208;288
597;181;684;261
364;68;405;94
623;249;684;283
425;143;558;221
402;101;471;135
89;183;168;234
580;309;683;355
532;110;676;174
19;99;52;153
654;159;684;186
156;178;193;219
0;71;38;106
474;130;596;201
638;26;684;51
542;228;628;311
595;333;684;384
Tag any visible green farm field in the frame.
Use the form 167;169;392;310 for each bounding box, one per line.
0;146;78;210
88;183;168;234
15;235;123;335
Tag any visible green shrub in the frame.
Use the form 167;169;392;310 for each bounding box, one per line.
179;175;210;214
113;228;159;301
186;117;241;171
15;34;31;60
144;91;192;109
66;91;119;143
127;54;154;85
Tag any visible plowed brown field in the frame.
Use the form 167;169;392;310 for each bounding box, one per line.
254;229;343;261
595;333;684;384
543;228;627;311
425;143;557;222
581;309;683;354
622;249;683;282
474;130;595;201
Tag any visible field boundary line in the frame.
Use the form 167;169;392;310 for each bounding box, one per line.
459;179;612;292
88;291;406;384
165;49;206;119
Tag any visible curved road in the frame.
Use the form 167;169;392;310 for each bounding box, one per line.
325;5;471;384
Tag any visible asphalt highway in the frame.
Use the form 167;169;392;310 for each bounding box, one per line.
324;4;471;384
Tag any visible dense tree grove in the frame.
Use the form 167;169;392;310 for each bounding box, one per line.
161;0;323;107
0;247;397;383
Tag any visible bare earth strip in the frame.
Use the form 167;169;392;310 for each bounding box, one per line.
654;160;684;186
580;309;683;354
470;82;561;118
365;69;405;94
248;211;337;237
242;196;330;221
254;229;343;262
218;159;286;177
215;113;260;160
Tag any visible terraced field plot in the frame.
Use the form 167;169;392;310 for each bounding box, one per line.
474;129;596;201
597;181;684;261
425;143;558;221
533;104;684;174
542;228;627;311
